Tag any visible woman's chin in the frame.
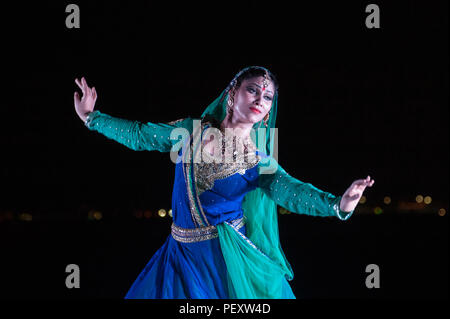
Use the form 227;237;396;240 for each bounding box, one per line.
246;113;263;124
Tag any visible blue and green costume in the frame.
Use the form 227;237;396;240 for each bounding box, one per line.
85;67;353;299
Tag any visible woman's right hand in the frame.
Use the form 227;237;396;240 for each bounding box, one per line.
74;77;98;122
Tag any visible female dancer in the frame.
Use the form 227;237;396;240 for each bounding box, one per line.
74;66;374;299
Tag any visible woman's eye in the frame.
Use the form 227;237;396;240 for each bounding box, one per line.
264;95;273;101
247;87;256;94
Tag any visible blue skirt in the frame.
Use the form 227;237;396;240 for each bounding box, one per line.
124;226;247;299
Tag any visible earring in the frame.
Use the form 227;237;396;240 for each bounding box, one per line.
227;91;234;119
263;112;270;127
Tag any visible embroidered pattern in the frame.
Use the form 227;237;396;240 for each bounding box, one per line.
172;217;246;243
194;122;261;195
182;121;261;227
167;118;185;126
182;130;210;228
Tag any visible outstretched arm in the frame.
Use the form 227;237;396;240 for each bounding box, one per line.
84;111;191;152
74;76;192;152
258;161;374;220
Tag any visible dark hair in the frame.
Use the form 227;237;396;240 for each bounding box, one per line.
228;66;279;93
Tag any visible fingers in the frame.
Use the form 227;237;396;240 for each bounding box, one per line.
92;87;97;101
75;78;85;93
75;76;93;94
352;176;375;188
352;179;368;186
364;175;375;187
82;77;92;96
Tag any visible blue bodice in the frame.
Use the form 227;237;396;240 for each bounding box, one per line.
172;160;259;228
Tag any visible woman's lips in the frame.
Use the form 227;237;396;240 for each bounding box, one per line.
249;107;262;114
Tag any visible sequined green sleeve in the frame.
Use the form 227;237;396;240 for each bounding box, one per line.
258;162;353;220
84;110;192;152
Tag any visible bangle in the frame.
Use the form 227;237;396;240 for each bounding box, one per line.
84;111;97;128
334;196;353;221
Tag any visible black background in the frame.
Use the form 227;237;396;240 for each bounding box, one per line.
0;1;447;301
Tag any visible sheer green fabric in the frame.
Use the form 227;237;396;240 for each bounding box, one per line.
216;222;293;299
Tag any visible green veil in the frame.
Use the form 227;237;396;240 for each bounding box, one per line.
197;66;295;299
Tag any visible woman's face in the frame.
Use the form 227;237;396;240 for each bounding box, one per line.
231;76;275;125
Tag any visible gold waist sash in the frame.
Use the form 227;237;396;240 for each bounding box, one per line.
171;217;246;243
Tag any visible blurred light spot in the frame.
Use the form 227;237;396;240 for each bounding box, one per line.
168;209;173;218
359;196;367;204
144;210;152;219
134;210;143;219
158;209;167;218
383;196;391;205
415;195;423;203
93;211;102;220
19;212;33;222
374;207;383;215
424;196;432;204
438;208;446;216
88;210;102;221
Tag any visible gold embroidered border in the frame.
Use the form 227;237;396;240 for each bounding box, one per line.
182;129;210;228
195;122;261;195
171;217;246;243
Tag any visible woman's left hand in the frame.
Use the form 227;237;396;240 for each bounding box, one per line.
340;176;375;212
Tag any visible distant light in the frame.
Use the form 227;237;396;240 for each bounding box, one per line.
383;196;391;205
87;210;95;220
438;208;446;216
144;210;152;219
134;210;143;219
93;211;102;220
359;196;367;204
416;195;424;203
168;209;173;217
158;209;167;218
19;212;33;222
424;196;432;205
374;207;383;215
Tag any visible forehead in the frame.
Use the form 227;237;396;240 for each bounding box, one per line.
241;76;275;93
